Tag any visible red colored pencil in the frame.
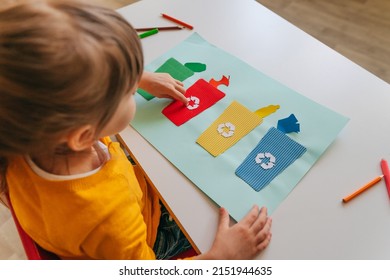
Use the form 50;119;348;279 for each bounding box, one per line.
161;13;194;30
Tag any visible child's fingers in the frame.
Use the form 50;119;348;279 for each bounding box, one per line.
169;81;187;104
174;79;185;89
217;207;230;231
250;207;268;232
160;87;187;105
240;205;260;228
256;232;272;252
174;89;188;105
255;218;272;244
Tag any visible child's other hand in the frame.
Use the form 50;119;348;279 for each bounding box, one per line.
198;205;272;260
139;72;188;105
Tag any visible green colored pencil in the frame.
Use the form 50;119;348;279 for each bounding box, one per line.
138;28;159;39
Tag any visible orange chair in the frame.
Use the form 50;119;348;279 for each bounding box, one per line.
5;193;196;260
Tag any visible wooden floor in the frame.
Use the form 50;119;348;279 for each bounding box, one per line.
0;0;388;260
257;0;390;83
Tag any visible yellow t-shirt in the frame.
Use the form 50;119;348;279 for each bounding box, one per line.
7;138;161;259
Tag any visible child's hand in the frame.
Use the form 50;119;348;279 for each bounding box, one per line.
197;205;272;260
138;72;188;105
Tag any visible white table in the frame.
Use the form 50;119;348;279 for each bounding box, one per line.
118;0;390;259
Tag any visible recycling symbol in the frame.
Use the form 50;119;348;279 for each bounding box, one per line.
186;96;200;110
255;152;276;170
217;122;235;138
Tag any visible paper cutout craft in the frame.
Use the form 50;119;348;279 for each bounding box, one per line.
235;127;307;192
197;101;262;156
137;89;155;100
132;33;349;222
138;57;194;100
184;62;207;72
209;75;230;88
186;96;200;110
162;79;226;126
277;114;300;133
255;152;276;169
255;104;280;118
217;122;235;138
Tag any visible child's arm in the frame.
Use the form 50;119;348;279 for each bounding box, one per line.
194;205;272;260
138;72;188;105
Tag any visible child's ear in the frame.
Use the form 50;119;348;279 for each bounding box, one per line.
66;125;96;151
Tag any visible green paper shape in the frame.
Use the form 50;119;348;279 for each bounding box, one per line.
138;57;194;100
158;58;194;80
184;62;207;72
137;88;154;100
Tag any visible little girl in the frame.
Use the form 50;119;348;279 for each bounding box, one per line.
0;0;271;259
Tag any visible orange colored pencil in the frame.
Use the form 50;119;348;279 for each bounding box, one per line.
342;175;384;203
161;13;194;30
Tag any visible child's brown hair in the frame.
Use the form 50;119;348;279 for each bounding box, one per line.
0;0;144;193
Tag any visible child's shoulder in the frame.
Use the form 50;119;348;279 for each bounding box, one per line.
99;136;113;146
99;136;127;160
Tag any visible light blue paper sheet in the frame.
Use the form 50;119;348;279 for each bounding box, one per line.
131;33;349;221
